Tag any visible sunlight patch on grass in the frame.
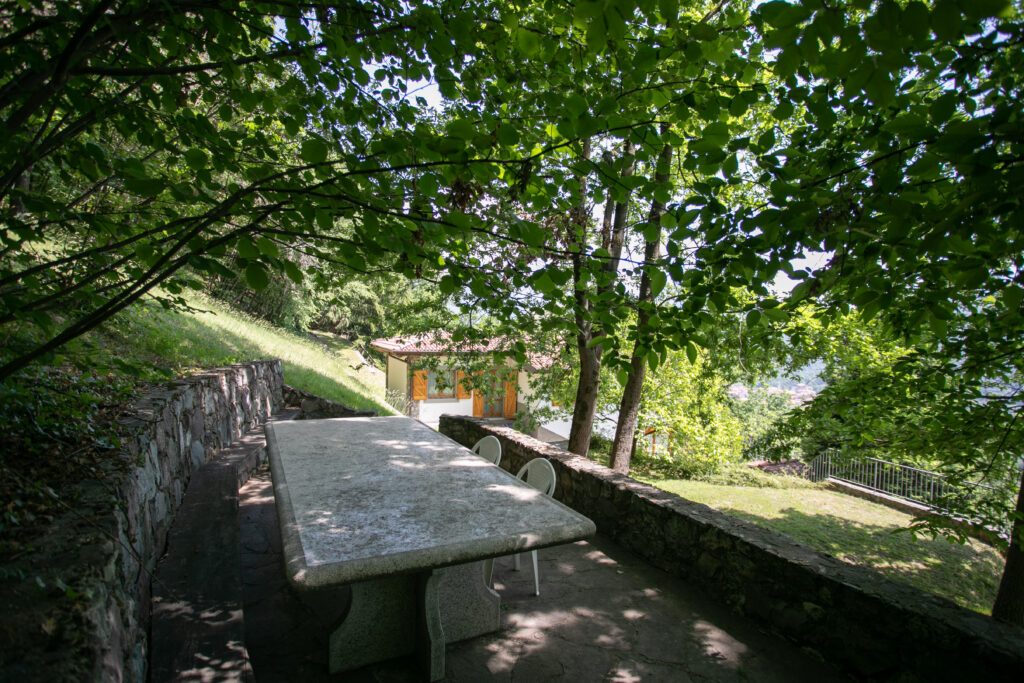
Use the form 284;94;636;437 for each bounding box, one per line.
99;294;394;415
643;476;1004;615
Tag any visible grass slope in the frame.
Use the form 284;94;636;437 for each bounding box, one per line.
100;294;394;414
646;476;1003;614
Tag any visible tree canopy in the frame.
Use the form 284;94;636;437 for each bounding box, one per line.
3;0;1024;622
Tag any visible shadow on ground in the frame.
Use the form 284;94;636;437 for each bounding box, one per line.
239;468;844;682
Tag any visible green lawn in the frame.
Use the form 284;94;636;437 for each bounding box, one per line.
642;476;1005;615
98;294;394;414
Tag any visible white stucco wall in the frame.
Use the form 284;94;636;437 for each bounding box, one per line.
387;356;408;397
417;397;474;426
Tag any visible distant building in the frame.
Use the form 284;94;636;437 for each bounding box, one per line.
370;332;571;445
727;382;817;406
728;384;749;400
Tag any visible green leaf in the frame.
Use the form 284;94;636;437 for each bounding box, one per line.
519;221;547;248
882;113;935;139
534;270;557;294
547;267;571;287
690;23;717;41
448;119;477;140
642;221;661;243
932;0;962;41
759;1;811;28
300;139;329;164
929;93;958;123
123;176;165;197
496;125;519;147
649;269;667;297
283;260;303;285
316;210;334;232
183;148;208;170
516;28;541;56
438;275;458;295
237;236;260;259
772;99;794;121
647;350;660;372
256;237;280;258
565;94;588;119
244;263;270;291
961;0;1011;21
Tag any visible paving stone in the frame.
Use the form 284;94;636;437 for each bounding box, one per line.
605;658;694;683
239;468;846;682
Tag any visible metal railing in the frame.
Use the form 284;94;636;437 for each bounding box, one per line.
806;451;996;511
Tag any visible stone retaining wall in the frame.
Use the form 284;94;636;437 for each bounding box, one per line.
283;383;378;419
440;415;1024;681
0;360;283;682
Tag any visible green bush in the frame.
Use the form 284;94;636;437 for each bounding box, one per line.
207;266;316;332
690;463;817;489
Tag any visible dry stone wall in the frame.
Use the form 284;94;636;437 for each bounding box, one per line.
439;415;1024;682
0;360;283;682
283;383;377;419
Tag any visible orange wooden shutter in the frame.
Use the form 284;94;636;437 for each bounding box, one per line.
456;371;470;400
503;372;517;418
472;388;483;416
411;370;428;400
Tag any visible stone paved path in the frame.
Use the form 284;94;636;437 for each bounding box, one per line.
240;468;844;682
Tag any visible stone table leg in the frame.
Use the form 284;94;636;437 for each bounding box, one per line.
327;560;502;678
328;574;416;673
417;570;446;681
438;560;502;643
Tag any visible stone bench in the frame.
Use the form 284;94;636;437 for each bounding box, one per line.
149;412;296;682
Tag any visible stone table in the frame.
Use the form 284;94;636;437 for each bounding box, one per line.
265;416;596;680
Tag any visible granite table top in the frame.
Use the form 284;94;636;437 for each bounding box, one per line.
266;416;596;588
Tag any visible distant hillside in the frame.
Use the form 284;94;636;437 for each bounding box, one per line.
769;361;826;392
729;361;826;404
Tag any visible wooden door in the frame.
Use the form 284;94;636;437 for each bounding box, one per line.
470;370;517;418
503;371;517;418
472;388;483;417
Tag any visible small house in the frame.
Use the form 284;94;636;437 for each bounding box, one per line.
369;333;570;445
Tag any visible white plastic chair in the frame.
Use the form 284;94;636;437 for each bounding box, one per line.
471;435;502;466
516;457;556;497
511;458;557;596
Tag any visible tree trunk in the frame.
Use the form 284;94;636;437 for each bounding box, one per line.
609;137;673;474
9;166;30;216
598;152;615;252
566;138;596;455
568;315;602;455
992;467;1024;626
602;141;635;301
567;141;634;456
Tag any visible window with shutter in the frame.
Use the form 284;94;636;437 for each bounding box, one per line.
427;369;456;398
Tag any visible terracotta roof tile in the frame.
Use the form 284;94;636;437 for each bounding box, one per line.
369;333;556;370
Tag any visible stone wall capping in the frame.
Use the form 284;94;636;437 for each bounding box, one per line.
439;414;1024;681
